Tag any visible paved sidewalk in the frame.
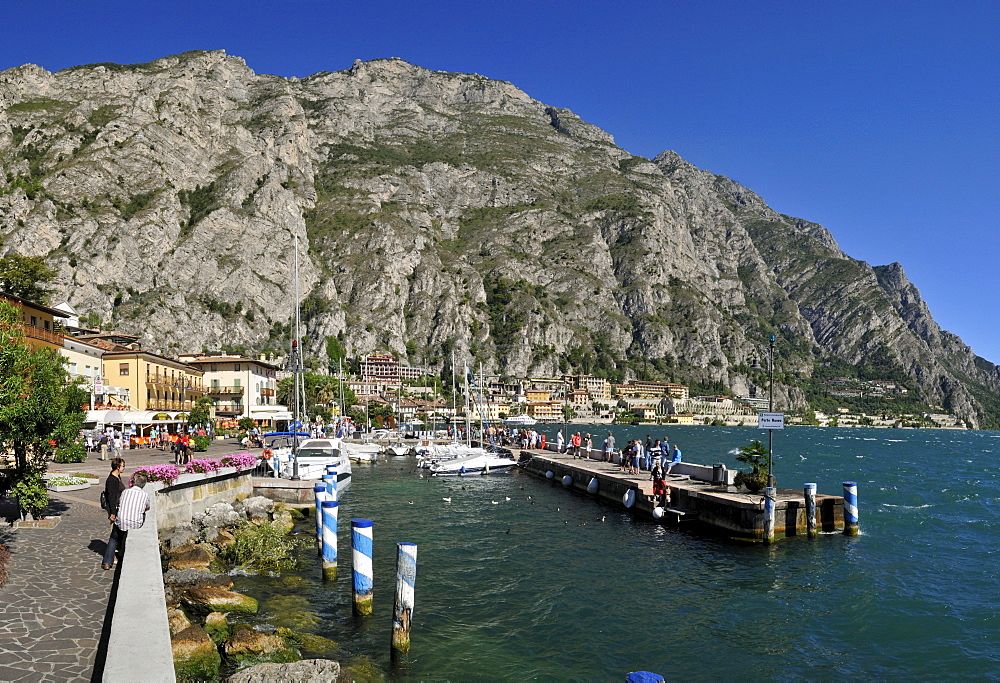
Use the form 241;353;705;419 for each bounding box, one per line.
0;438;250;680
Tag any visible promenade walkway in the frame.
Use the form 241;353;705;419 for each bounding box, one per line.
0;438;247;681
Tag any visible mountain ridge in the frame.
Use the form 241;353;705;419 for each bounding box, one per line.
2;50;999;426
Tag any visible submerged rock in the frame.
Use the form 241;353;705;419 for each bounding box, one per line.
225;658;340;683
167;543;217;571
222;624;299;669
164;568;233;589
204;611;230;644
172;623;221;681
183;587;259;616
166;607;191;637
236;496;274;520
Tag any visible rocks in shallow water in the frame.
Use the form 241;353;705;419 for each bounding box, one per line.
225;658;340;683
235;496;274;520
172;624;221;681
166;607;191;637
183;587;259;616
205;526;237;546
222;624;299;668
201;502;241;529
271;508;294;534
167;522;200;550
167;543;217;571
164;568;233;589
275;628;337;656
204;611;230;643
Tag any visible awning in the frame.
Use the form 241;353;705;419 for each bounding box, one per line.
251;407;293;421
85;410;185;425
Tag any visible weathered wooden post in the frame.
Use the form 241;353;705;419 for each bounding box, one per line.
321;500;338;580
843;481;859;536
804;483;817;538
313;483;326;553
391;542;418;663
351;518;374;616
763;486;776;544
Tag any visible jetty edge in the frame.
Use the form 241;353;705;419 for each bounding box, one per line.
518;448;845;542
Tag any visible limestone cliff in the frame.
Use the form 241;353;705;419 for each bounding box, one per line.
2;51;998;426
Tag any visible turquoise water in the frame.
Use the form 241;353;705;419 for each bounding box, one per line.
233;426;1000;679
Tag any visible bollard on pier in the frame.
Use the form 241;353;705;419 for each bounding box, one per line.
351;518;374;616
391;542;418;663
843;481;859;536
763;487;776;544
804;483;817;538
313;483;326;553
321;500;338;580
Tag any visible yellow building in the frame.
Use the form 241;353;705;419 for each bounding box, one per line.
1;291;68;351
102;350;207;413
670;413;695;425
526;401;563;421
526;389;551;402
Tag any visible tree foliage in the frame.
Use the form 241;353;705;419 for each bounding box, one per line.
0;301;86;481
188;396;213;429
277;373;356;420
0;253;58;304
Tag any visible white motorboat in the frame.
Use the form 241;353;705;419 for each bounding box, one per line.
384;442;412;457
429;449;518;476
277;438;352;483
262;431;309;477
503;415;537;427
343;441;381;463
416;442;486;469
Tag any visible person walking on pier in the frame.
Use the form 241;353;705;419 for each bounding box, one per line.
660;436;671;468
571;432;582;458
584;433;592;460
556;430;565;454
651;461;667;506
603;432;616;462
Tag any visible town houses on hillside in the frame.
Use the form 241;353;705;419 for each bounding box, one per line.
2;289;962;432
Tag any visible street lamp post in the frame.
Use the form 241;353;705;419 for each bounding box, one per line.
751;334;777;488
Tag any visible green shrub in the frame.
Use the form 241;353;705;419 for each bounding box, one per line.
53;442;87;463
221;519;299;573
191;435;212;452
11;473;49;519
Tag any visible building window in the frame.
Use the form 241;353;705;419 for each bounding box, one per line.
210;363;217;372
234;363;241;372
69;362;77;375
30;316;37;326
233;378;241;388
119;363;130;376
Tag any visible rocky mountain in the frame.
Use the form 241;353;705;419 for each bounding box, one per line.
3;50;999;426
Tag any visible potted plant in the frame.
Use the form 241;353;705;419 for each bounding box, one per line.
734;439;771;493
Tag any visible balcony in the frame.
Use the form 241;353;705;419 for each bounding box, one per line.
213;403;244;415
207;386;245;396
21;323;64;346
261;388;275;397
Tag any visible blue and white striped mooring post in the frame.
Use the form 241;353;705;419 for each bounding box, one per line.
351;518;374;616
313;483;326;553
322;472;338;502
763;486;776;544
391;542;418;663
804;483;818;538
321;500;339;580
843;481;859;536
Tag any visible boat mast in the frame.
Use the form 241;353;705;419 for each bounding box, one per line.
291;234;302;479
464;362;471;447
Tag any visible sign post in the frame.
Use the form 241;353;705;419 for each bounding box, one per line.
758;413;785;430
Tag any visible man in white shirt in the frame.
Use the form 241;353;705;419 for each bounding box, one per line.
102;473;151;570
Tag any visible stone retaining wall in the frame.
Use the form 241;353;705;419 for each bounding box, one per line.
156;469;254;534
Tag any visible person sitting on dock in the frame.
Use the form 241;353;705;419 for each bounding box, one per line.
665;444;683;474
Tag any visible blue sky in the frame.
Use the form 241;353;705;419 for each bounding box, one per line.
4;1;1000;362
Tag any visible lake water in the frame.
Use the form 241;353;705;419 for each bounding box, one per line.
233;426;1000;679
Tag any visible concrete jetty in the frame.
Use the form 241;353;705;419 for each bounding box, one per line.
519;448;845;542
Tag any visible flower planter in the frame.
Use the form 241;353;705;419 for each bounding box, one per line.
174;473;207;485
217;467;237;476
46;483;92;492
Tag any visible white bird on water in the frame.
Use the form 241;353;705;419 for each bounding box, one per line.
505;496;511;501
491;500;500;505
442;497;452;503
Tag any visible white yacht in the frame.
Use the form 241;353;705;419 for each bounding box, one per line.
277;438;352;484
429;448;518;476
342;441;381;463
